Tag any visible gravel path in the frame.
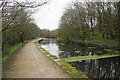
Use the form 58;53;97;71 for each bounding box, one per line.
3;40;70;78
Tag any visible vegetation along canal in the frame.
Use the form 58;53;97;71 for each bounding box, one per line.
40;38;120;79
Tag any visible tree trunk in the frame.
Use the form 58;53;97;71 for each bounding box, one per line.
106;33;109;39
90;16;95;35
98;12;102;32
114;27;118;39
20;33;24;43
21;37;24;43
102;32;105;39
117;2;120;46
110;33;114;39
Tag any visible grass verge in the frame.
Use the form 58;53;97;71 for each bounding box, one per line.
62;54;120;62
2;43;23;63
2;37;39;63
79;31;118;46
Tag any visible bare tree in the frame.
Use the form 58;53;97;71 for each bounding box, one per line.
0;0;48;33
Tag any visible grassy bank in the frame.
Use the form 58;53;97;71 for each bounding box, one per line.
2;43;23;63
35;40;90;79
79;31;119;46
63;54;120;62
2;37;39;63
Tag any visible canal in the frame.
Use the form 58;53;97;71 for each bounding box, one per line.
40;38;120;79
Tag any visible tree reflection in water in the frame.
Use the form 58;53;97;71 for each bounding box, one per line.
40;38;120;79
69;56;120;79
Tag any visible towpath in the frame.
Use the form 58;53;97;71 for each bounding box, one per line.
3;40;70;78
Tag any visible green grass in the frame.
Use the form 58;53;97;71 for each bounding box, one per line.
2;43;23;63
92;31;118;45
79;30;118;46
49;55;59;59
75;51;80;53
9;43;23;54
104;49;113;52
104;49;120;54
2;55;9;63
88;47;96;49
62;54;120;62
59;43;64;45
2;37;39;63
98;51;102;54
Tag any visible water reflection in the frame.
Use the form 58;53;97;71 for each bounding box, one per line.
40;38;120;78
40;38;119;58
40;38;60;57
69;57;120;79
58;43;98;58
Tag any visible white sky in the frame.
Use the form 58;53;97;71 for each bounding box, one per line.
3;0;120;31
32;0;74;30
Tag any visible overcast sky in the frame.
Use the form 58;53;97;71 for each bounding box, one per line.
32;0;74;30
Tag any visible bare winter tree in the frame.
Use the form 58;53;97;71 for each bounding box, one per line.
1;0;48;54
0;0;48;33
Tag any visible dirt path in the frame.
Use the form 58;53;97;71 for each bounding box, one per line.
3;40;70;78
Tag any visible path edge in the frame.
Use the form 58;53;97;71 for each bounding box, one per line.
35;38;90;79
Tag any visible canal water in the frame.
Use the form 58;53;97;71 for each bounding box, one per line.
40;38;120;78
